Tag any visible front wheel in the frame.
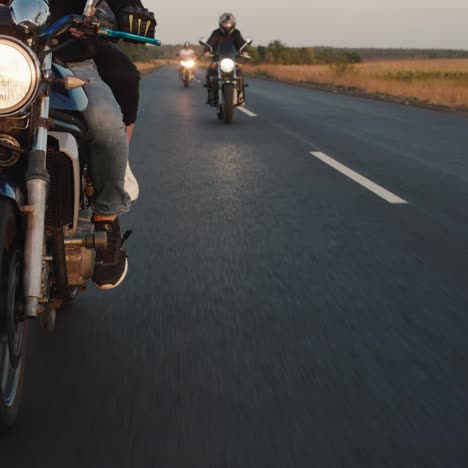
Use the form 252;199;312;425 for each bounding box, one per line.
183;70;190;88
0;199;26;431
223;85;235;124
217;105;224;121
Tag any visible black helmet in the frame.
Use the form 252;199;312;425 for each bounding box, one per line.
184;41;191;49
219;13;236;35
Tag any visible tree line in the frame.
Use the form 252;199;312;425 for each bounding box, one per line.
119;40;468;65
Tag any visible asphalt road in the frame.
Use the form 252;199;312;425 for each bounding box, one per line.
2;66;468;467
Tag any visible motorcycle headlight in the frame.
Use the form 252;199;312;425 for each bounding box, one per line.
220;58;235;74
0;37;40;117
181;60;195;68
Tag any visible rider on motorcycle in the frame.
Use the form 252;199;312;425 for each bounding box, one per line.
204;13;248;105
178;41;196;62
49;0;156;289
178;41;196;80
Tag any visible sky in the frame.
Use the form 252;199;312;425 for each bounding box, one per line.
143;0;468;49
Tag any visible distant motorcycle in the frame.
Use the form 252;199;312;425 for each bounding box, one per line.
199;38;252;124
179;58;195;88
0;0;160;429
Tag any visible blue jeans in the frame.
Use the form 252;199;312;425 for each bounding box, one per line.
69;60;131;216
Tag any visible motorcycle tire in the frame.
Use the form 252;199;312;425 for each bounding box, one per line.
0;198;26;431
223;85;235;124
217;105;224;121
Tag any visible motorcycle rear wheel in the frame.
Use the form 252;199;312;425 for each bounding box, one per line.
0;199;26;431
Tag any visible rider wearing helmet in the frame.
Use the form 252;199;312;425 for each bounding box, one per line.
178;42;196;76
204;13;248;105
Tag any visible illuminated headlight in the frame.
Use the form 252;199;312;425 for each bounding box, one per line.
0;37;40;116
220;58;235;74
181;60;195;68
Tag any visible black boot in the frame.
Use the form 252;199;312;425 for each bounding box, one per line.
93;218;130;290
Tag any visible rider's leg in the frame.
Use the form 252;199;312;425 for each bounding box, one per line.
94;43;140;201
68;60;130;289
237;69;245;105
69;60;130;218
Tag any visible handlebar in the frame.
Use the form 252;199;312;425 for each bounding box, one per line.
38;15;81;39
38;15;161;47
201;53;251;61
98;28;161;46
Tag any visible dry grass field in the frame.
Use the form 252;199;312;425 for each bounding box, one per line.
246;59;468;108
136;59;170;74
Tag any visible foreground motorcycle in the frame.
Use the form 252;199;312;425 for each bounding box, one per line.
0;0;160;429
179;58;195;88
200;38;252;124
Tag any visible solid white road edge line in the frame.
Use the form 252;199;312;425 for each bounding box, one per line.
310;151;408;205
237;107;257;117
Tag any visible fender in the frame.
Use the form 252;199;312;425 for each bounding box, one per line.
0;176;25;237
0;176;24;205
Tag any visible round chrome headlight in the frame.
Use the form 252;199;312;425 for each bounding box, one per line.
220;58;235;74
0;37;40;117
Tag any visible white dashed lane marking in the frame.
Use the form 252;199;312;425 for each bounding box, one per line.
237;107;257;117
310;151;408;205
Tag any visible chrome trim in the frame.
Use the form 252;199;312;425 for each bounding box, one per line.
24;177;48;318
83;0;99;16
0;36;41;117
23;52;51;318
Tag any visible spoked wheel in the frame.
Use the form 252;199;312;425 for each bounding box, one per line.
0;199;26;430
223;85;235;124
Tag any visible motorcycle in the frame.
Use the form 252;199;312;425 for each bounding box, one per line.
178;58;195;88
199;38;252;124
0;0;160;429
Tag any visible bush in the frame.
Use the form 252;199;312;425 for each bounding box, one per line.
328;52;360;75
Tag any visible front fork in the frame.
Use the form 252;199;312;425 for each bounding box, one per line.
23;55;52;318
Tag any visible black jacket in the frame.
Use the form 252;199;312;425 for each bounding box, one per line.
205;29;246;54
49;0;143;62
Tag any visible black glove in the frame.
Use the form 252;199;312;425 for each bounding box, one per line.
117;6;156;38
